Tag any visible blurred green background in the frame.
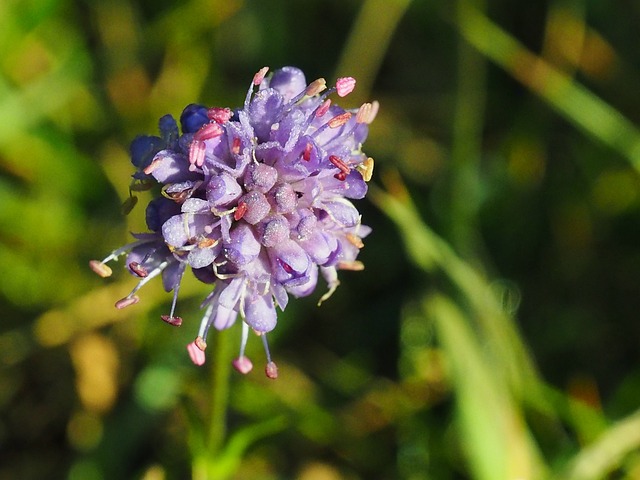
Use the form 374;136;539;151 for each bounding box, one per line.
2;0;640;478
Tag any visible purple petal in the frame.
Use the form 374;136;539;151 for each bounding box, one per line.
244;294;277;332
224;223;261;265
322;169;368;199
162;261;182;292
213;304;238;330
285;263;318;298
266;66;307;103
269;240;310;285
206;172;243;208
271;283;289;310
182;198;210;213
248;88;284;142
188;247;217;269
320;199;360;228
149;150;198;183
298;230;338;265
162;215;190;247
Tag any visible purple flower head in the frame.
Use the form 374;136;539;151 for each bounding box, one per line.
90;67;377;379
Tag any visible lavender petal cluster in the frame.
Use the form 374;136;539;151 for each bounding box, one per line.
91;67;376;378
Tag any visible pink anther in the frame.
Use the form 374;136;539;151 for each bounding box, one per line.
232;356;254;374
115;295;140;309
194;123;223;141
234;201;248;221
187;341;206;366
161;315;183;326
302;142;313;161
253;66;269;85
265;361;278;379
232;137;241;155
329;155;350;174
207;107;232;124
336;76;356;97
128;262;148;278
189;140;206;168
315;99;332;118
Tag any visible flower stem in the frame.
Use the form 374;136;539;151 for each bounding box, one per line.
208;328;233;456
192;328;234;480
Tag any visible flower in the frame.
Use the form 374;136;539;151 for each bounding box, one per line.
91;66;377;378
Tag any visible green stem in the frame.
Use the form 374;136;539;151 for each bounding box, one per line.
208;328;233;457
192;328;234;480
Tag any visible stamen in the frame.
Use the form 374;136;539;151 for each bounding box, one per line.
261;334;278;380
161;315;183;326
315;99;332;118
356;157;374;182
143;157;162;175
207;107;232;124
356;103;374;124
232;137;241;155
197;237;219;249
89;260;113;278
195;336;207;351
187;341;206;366
194;122;224;142
302;142;313;161
334;172;347;181
265;362;278;379
115;295;140;309
118;260;169;307
253;66;269;85
335;76;356;97
233;356;253;374
346;233;364;249
329;155;350;174
128;262;148;277
232;322;253;374
368;100;380;123
196;302;215;340
244;67;269;108
328;112;352;128
160;263;186;327
90;239;154;279
161;183;198;203
305;78;327;96
234;201;248;221
189;140;206;168
336;260;365;271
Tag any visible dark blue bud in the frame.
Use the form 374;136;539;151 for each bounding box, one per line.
159;114;179;145
180;104;209;133
145;197;180;232
130;135;164;169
